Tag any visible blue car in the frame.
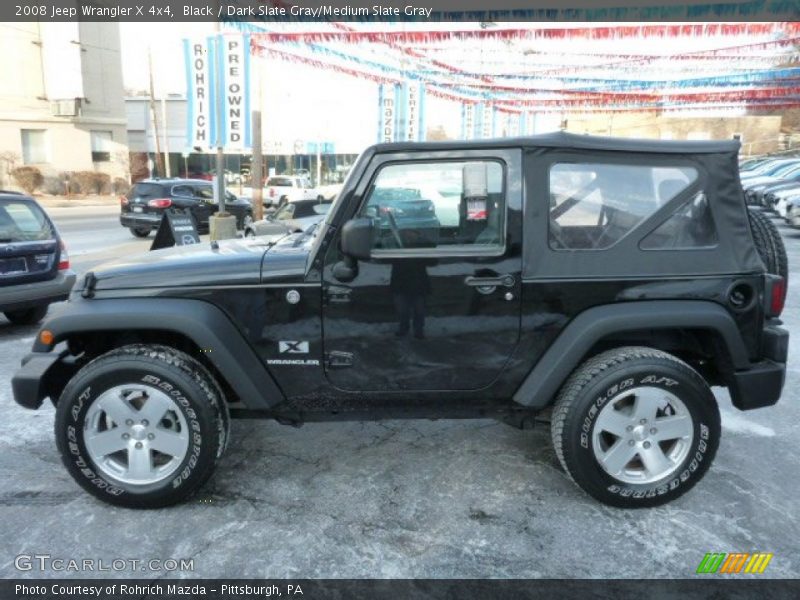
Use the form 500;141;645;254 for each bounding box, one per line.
0;191;75;325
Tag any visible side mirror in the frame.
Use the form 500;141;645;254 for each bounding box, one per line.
340;217;374;261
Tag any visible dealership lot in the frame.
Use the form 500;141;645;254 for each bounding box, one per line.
0;207;798;579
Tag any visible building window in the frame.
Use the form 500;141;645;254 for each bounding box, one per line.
21;129;48;164
91;130;112;162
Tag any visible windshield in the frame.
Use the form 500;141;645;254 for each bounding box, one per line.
771;163;800;177
0;200;54;242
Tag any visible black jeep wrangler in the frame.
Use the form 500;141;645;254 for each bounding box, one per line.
12;132;789;509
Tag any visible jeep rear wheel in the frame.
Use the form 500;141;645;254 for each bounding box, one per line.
551;347;720;508
55;344;229;508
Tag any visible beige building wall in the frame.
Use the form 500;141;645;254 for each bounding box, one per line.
0;22;128;188
564;113;783;156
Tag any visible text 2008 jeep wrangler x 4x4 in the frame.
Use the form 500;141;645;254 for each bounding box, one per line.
12;133;789;509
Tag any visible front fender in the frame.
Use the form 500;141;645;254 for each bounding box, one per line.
16;297;284;410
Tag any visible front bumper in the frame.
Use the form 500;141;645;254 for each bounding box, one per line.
788;205;800;228
0;270;76;312
728;326;788;410
11;349;72;409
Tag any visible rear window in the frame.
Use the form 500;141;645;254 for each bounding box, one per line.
268;177;294;187
549;163;698;250
130;183;166;198
0;200;54;242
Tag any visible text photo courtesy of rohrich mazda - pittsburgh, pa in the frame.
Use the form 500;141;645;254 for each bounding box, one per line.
1;3;799;599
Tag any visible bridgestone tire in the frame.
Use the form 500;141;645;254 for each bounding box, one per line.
551;347;720;508
748;208;788;301
55;344;230;508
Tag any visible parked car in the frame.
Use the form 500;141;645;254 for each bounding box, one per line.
12;132;789;509
0;192;75;325
265;175;323;206
120;178;253;237
768;184;800;217
740;159;800;184
744;165;800;206
244;199;331;237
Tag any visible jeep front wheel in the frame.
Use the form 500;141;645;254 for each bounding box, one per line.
55;344;229;508
551;347;720;508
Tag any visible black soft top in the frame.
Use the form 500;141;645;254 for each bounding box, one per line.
372;131;740;155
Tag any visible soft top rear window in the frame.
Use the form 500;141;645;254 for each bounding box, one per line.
268;177;294;187
130;183;166;198
0;200;54;242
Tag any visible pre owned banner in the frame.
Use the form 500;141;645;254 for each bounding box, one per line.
220;34;252;150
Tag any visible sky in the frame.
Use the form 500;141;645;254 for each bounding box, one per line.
118;22;782;152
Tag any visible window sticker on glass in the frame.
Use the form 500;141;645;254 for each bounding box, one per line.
466;198;488;221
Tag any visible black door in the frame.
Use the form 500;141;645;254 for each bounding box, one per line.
322;149;523;392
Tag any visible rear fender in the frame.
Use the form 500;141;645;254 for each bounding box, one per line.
513;300;751;408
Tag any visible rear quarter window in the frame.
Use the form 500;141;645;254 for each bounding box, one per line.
0;200;54;242
549;162;698;250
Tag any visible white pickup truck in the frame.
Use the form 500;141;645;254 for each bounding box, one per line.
265;176;323;206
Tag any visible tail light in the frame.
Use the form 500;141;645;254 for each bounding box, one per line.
269;188;275;198
119;195;129;206
58;239;70;270
765;275;786;317
147;198;172;209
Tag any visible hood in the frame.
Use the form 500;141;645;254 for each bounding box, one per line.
89;235;288;290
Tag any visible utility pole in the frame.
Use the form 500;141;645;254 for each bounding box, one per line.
215;26;226;215
161;97;171;177
147;46;164;177
250;50;263;221
209;18;236;240
251;110;263;221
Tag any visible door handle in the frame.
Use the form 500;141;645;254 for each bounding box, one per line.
464;274;515;288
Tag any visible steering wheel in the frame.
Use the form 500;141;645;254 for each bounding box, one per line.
386;210;404;248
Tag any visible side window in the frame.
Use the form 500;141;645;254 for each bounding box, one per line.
360;160;505;252
275;203;295;220
549;162;697;250
640;192;717;250
193;186;214;201
172;185;193;198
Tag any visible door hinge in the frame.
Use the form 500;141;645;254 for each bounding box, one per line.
325;351;354;369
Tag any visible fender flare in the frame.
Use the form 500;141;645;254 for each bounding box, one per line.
32;297;284;409
512;300;751;408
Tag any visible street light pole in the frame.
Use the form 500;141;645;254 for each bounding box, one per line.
215;25;226;216
209;17;237;241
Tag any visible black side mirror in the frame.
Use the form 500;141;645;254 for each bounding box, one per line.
340;217;374;261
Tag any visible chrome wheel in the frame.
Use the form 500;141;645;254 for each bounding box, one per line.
592;386;694;485
84;385;189;486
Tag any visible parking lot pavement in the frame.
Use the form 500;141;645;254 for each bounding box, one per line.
1;215;799;579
